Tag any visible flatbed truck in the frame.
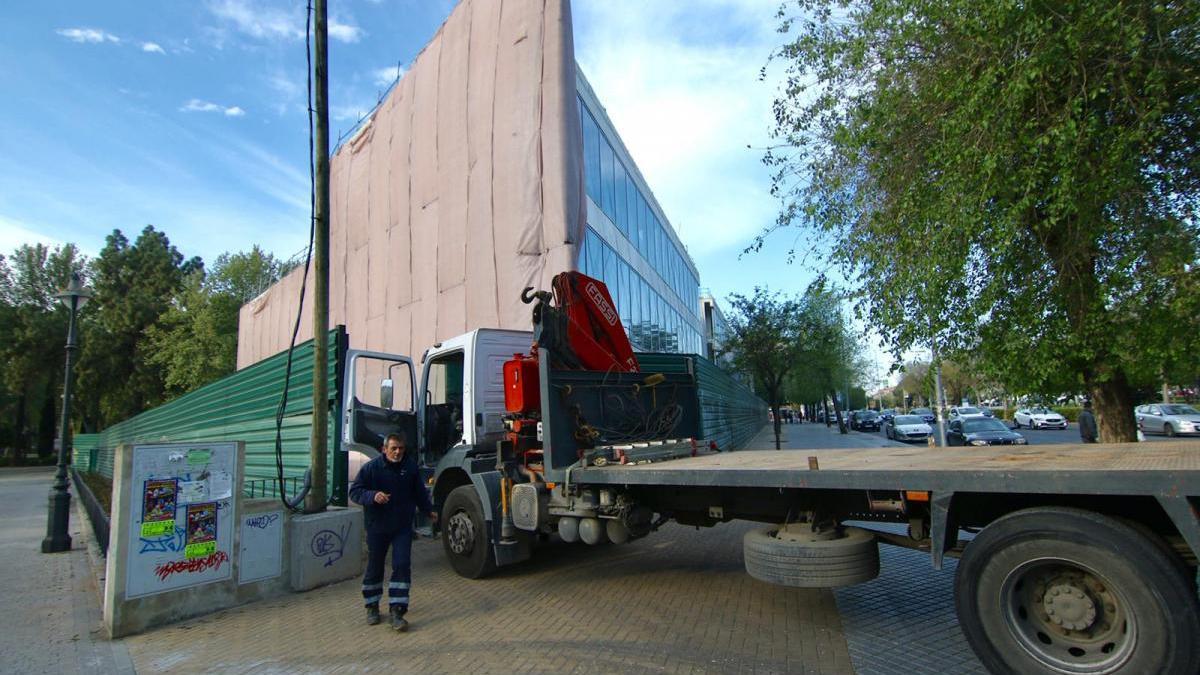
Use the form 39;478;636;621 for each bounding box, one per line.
340;279;1200;674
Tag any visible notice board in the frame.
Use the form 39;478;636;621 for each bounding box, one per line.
123;442;238;598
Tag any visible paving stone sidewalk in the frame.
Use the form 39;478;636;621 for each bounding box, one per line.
756;422;985;674
0;467;134;675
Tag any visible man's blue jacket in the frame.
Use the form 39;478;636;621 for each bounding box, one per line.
349;453;434;534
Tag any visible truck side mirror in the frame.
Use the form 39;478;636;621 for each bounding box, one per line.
380;379;394;409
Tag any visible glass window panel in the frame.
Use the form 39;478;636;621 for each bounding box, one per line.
583;107;601;205
600;136;617;221
638;199;649;260
614;164;628;237
603;242;617;288
578;231;589;275
618;261;631;326
625;173;637;243
641;278;651;349
588;229;602;278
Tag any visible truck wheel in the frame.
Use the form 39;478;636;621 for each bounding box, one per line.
440;485;496;579
743;525;879;588
955;507;1200;674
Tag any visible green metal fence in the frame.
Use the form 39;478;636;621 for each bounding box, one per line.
637;353;767;451
72;328;345;503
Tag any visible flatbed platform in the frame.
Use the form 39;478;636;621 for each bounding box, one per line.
573;441;1200;497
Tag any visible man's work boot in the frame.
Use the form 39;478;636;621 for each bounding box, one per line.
366;604;381;626
390;605;409;632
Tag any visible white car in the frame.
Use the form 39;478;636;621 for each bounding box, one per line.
1014;407;1068;430
948;406;987;420
1135;404;1200;437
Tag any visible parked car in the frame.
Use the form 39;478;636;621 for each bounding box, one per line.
1014;406;1068;430
947;418;1029;446
1135;404;1200;437
948;406;988;421
851;410;882;431
879;408;897;423
909;407;936;425
885;414;933;443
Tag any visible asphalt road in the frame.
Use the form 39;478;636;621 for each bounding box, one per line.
854;422;1175;446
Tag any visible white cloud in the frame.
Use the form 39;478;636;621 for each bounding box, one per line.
331;103;374;123
56;27;120;44
207;0;304;41
181;99;246;117
141;42;166;54
328;19;364;43
371;65;405;88
572;1;783;260
0;215;69;255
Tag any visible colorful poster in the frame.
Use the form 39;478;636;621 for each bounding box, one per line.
140;479;178;538
184;502;217;559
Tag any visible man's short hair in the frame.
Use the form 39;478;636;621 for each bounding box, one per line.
384;433;406;447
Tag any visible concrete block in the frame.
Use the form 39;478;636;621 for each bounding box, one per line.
289;508;363;591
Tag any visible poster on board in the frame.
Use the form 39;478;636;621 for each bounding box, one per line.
124;442;237;599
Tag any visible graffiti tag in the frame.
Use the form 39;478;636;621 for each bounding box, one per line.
139;526;187;554
153;550;230;582
310;522;350;567
245;513;280;530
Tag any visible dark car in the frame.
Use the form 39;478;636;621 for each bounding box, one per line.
879;408;897;423
946;418;1029;446
909;407;936;426
852;410;882;431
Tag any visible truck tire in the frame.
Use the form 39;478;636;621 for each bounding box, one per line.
955;507;1200;674
440;485;496;579
743;526;879;588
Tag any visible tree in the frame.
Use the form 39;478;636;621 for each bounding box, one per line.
146;246;291;397
77;226;187;428
722;288;803;449
763;1;1200;442
780;282;865;433
0;244;89;459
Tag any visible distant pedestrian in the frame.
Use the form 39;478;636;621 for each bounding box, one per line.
349;433;437;631
1078;402;1098;443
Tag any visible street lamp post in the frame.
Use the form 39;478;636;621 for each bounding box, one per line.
42;272;91;554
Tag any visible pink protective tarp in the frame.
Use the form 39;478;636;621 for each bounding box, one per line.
237;0;585;369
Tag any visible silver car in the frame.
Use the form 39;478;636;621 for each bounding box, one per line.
1135;404;1200;437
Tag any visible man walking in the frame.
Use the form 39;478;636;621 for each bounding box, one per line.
1078;401;1098;444
349;433;437;631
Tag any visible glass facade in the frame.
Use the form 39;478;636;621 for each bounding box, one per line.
576;94;704;356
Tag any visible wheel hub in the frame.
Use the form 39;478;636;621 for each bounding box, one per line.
447;511;474;555
1003;561;1134;673
1041;581;1098;631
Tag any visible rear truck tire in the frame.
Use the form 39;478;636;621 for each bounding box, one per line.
440;485;496;579
743;525;879;588
954;506;1200;674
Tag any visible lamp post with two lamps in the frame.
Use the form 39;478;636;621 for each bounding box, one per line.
41;272;92;554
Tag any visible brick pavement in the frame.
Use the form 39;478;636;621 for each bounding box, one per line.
757;421;985;674
123;518;852;674
0;467;134;674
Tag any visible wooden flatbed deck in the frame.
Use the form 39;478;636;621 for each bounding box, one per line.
574;441;1200;497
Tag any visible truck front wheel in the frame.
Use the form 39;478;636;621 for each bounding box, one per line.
955;507;1199;674
441;485;496;579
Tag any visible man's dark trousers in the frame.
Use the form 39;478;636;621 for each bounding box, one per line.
362;528;413;613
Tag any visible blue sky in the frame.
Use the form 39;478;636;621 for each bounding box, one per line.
2;1;874;370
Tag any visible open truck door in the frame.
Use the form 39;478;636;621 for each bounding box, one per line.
341;350;417;483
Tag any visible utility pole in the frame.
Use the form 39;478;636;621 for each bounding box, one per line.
306;0;330;513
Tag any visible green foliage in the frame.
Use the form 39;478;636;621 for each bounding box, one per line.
145;246;290;396
76;226;187;427
765;0;1200;440
0;244;89;458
